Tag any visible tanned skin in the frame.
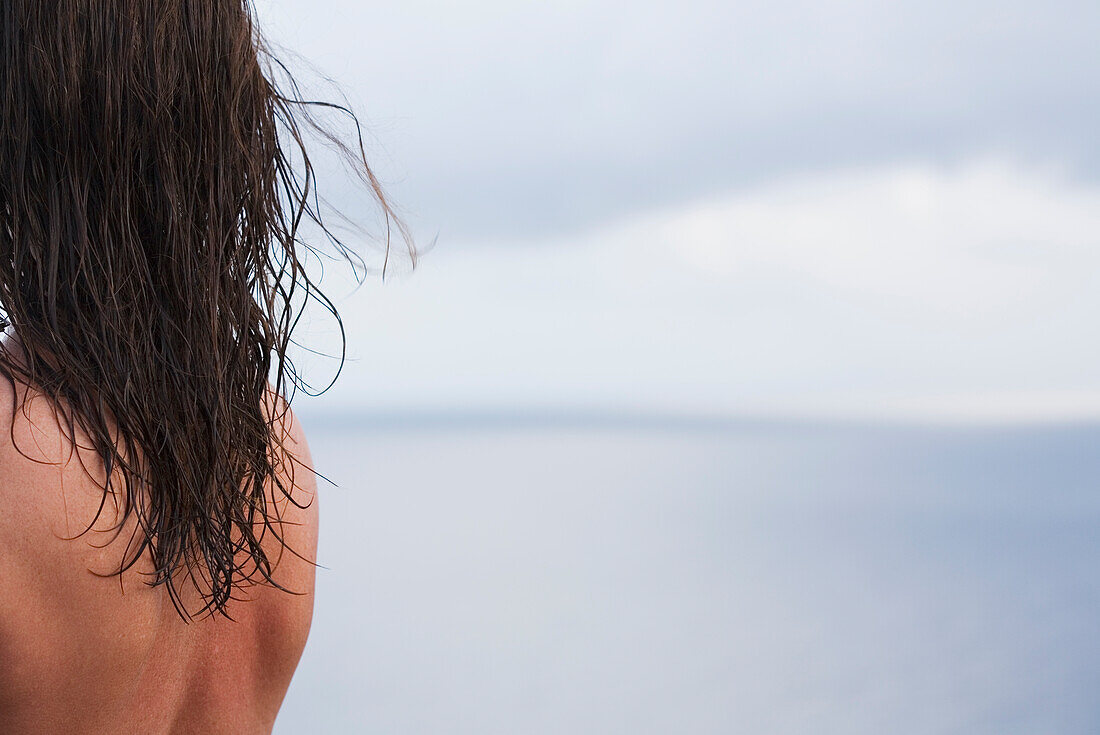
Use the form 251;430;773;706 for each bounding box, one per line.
0;359;319;734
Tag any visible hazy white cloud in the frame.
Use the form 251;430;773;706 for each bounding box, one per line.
614;159;1094;316
250;2;1100;421
256;0;1100;238
298;159;1100;421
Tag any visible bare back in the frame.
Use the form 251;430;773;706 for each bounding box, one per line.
0;377;318;734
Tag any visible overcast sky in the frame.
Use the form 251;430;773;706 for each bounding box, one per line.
255;0;1100;421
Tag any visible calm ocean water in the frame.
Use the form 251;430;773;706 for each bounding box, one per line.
274;417;1100;734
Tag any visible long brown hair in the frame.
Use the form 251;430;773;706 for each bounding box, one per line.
0;1;409;617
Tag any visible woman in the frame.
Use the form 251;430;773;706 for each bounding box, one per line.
0;2;407;732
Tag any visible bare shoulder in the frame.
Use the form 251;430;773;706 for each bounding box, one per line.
0;381;320;594
0;367;155;600
248;395;320;634
260;392;320;593
0;372;130;578
0;370;167;730
0;378;321;732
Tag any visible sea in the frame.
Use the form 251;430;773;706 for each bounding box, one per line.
274;415;1100;734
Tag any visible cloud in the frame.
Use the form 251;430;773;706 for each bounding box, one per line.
257;0;1100;238
614;159;1095;316
298;159;1100;422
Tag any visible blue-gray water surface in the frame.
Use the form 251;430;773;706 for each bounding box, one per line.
275;418;1100;734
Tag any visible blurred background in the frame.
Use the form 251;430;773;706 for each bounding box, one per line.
257;1;1100;732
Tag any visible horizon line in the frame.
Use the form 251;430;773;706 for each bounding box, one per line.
293;405;1100;433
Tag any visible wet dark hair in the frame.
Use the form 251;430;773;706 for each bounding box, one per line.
0;1;409;617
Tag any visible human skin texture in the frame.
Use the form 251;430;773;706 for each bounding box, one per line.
0;368;319;734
